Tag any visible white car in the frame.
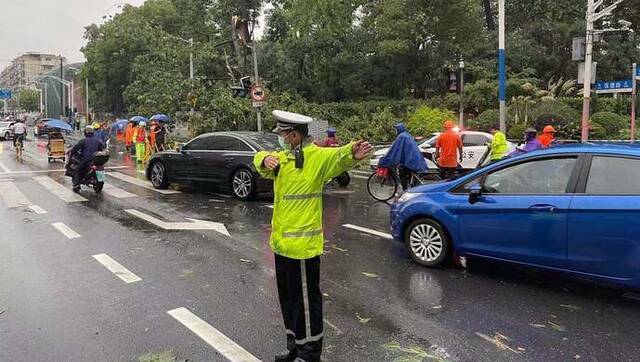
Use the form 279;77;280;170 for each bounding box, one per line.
369;131;515;170
0;121;14;140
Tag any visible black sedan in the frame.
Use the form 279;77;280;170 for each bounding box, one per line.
146;131;278;200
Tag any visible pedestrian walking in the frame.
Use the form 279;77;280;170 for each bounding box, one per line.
435;120;463;180
488;125;508;162
133;122;147;162
125;121;135;154
253;110;373;362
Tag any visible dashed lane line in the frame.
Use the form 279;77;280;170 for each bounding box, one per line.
102;183;137;199
0;181;31;208
92;253;142;284
167;307;260;362
28;205;47;214
108;172;180;194
33;176;87;203
342;224;393;240
51;222;81;239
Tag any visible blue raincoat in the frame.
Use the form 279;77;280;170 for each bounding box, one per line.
378;123;428;172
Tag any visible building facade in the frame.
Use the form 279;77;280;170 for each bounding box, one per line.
0;53;65;91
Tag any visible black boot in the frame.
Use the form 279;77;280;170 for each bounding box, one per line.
274;349;297;362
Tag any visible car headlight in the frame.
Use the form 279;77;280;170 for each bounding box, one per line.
398;192;420;204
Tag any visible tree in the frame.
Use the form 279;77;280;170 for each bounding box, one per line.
18;89;39;112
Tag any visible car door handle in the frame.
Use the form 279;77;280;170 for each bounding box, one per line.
529;204;556;213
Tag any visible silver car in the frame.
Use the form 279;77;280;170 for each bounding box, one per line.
0;121;14;140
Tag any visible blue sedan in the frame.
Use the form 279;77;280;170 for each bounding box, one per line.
390;144;640;289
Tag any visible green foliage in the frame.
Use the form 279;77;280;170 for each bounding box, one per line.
507;123;528;140
407;106;456;136
617;127;640;140
468;109;500;132
590;112;629;138
17;89;39;112
529;100;581;139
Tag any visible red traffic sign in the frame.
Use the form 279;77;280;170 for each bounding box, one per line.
250;85;267;102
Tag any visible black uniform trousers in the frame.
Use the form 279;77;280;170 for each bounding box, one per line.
274;253;323;362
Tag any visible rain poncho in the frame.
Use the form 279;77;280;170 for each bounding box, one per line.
507;135;543;157
378;123;428;172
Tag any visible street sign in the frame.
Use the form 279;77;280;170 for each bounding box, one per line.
636;66;640;79
578;62;597;84
252;100;265;108
0;89;11;99
250;85;266;102
595;80;633;94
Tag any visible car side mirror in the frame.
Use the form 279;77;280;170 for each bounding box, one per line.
468;183;482;204
177;143;185;152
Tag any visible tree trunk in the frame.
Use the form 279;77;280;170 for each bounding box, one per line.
482;0;495;31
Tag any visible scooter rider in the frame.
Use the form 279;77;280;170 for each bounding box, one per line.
69;126;105;192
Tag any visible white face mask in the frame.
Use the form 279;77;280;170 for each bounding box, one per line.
278;132;292;151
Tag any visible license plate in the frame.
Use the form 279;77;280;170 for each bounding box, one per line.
95;170;106;182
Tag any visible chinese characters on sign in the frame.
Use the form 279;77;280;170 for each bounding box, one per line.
595;80;633;94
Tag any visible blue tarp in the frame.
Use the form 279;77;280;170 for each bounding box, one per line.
378;123;428;172
44;119;72;131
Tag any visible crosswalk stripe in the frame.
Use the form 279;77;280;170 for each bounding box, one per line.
0;161;10;173
167;307;260;362
107;172;180;194
342;224;393;240
33;176;87;202
0;181;31;208
52;222;81;239
102;183;137;199
28;205;47;214
92;253;142;284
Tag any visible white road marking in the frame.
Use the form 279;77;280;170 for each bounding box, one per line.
28;205;47;214
108;172;180;194
92;253;142;284
33;176;87;202
0;181;31;208
0;165;129;176
125;209;230;236
167;307;260;362
351;170;371;176
102;183;137;199
351;174;369;180
0;161;10;173
51;222;81;239
342;224;393;240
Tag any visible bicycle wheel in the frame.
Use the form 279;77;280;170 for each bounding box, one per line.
367;173;398;201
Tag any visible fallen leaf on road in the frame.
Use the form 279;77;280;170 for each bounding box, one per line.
356;312;370;324
361;272;379;278
240;259;251;263
529;323;547;328
382;341;451;362
574;354;581;359
138;350;176;362
559;304;582;312
330;245;348;252
432;305;443;309
475;332;524;354
548;321;567;332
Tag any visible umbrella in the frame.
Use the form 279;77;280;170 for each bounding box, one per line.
114;119;129;129
149;114;171;123
45;119;73;132
130;116;148;124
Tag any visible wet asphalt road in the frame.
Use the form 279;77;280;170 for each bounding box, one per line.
0;137;639;362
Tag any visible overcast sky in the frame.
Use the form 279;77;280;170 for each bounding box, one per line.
0;0;146;68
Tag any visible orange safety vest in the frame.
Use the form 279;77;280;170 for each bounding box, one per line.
136;128;147;143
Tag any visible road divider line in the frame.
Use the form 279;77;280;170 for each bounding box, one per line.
0;161;10;173
108;172;180;194
342;224;393;240
0;166;129;176
52;222;81;239
350;174;369;180
103;183;137;199
167;307;260;362
92;253;142;284
28;205;47;214
125;209;230;236
0;181;31;208
33;176;87;203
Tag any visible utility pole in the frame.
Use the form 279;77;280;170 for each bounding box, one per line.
581;0;595;142
60;55;65;118
189;38;194;117
459;58;465;128
498;0;506;133
632;63;637;142
252;40;262;132
43;85;48;117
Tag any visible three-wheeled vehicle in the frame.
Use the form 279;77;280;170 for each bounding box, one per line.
47;131;66;163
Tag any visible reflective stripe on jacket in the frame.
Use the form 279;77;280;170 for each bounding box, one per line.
254;142;355;259
490;131;508;160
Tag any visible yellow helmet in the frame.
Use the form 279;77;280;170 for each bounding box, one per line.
92;122;102;129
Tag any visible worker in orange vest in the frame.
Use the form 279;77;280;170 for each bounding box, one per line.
538;125;556;148
125;121;135;154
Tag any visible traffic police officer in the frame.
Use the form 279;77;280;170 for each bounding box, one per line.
254;110;373;362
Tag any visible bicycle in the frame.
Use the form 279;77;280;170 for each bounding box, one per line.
367;167;427;202
14;135;24;162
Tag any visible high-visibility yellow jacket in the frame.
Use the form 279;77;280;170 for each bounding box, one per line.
254;142;355;259
490;131;508;160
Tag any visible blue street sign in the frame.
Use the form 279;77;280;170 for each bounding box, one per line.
636;67;640;77
595;80;633;94
0;89;11;99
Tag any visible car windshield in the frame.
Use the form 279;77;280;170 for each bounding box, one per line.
418;135;438;148
245;133;280;151
0;122;9;128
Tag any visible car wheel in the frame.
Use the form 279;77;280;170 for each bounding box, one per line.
3;132;9;140
150;161;169;189
404;218;450;267
231;168;257;201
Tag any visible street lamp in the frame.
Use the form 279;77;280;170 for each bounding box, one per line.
459;58;465;128
498;0;506;133
581;0;629;141
38;75;73;118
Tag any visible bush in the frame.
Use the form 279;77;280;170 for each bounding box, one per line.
507;123;528;140
590;112;628;138
468;109;500;132
406;106;456;136
529;100;581;139
588;122;608;140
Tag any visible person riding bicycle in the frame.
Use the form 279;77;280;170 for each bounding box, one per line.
69;126;105;193
378;123;428;190
10;119;27;148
